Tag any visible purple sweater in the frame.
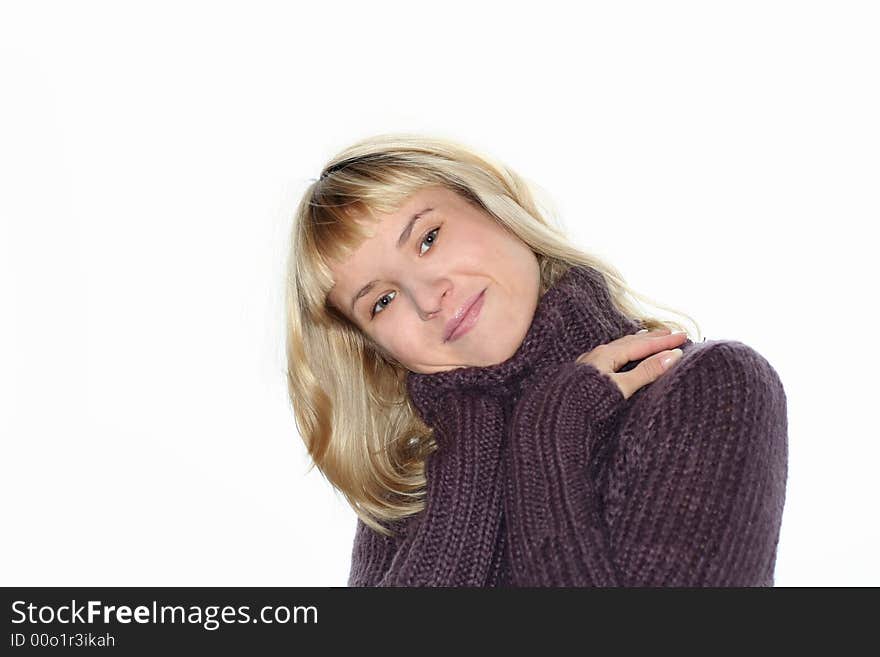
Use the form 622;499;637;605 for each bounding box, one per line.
347;265;788;586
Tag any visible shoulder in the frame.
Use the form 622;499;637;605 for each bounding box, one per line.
675;339;785;391
631;338;787;418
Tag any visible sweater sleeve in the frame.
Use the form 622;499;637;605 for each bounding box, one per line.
503;360;628;586
348;392;507;587
504;340;789;587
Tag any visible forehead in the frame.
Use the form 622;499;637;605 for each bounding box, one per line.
371;184;460;221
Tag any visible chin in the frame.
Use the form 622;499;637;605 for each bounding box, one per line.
469;341;514;368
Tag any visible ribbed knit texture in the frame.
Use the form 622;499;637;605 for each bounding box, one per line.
347;265;788;587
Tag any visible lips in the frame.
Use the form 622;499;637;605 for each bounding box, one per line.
443;289;486;342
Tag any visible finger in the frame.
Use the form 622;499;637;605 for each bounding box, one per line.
576;330;686;371
616;348;683;397
620;332;687;372
637;328;674;336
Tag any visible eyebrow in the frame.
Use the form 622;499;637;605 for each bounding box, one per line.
349;207;434;316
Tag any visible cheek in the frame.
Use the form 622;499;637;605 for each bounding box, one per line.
376;323;422;357
469;225;522;263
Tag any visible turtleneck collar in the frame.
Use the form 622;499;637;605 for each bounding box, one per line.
405;265;648;422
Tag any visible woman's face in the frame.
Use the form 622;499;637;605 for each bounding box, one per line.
327;185;541;374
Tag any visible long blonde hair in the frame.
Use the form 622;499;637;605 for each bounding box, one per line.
285;132;701;537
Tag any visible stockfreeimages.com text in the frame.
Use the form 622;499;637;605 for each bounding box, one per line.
11;599;317;631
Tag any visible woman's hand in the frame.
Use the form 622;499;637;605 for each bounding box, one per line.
575;327;688;400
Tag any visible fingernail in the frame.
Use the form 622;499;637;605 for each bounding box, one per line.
637;329;649;334
661;348;683;368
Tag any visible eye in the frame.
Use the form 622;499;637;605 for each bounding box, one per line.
370;290;396;318
418;226;440;256
369;227;441;319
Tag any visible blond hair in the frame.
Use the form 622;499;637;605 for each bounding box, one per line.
285;132;701;537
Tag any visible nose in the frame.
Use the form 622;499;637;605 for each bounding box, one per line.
414;286;446;321
418;299;441;321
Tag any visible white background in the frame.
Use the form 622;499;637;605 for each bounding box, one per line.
1;1;877;586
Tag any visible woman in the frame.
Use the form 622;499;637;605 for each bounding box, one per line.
285;133;788;587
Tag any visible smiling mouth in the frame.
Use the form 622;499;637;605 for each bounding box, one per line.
444;288;486;343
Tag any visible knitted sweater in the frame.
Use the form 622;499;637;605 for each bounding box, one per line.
347;265;789;587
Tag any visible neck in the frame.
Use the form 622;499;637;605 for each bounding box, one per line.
405;265;645;426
